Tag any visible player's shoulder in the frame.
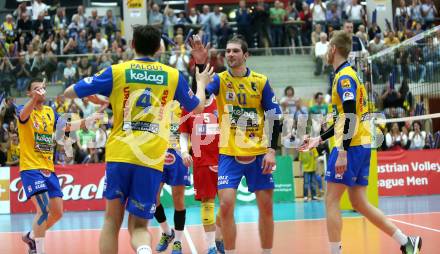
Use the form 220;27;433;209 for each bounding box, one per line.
42;105;55;113
218;70;229;79
16;104;24;113
249;70;268;83
337;67;358;87
38;105;57;119
338;65;357;78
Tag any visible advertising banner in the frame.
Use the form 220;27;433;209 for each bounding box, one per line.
0;167;10;214
9;156;294;213
377;149;440;196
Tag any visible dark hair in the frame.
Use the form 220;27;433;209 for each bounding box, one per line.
412;120;422;129
227;35;248;54
399;78;409;95
132;25;161;56
27;77;44;91
284;86;294;96
314;92;323;100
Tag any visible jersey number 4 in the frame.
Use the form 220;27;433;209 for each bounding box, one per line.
136;88;151;109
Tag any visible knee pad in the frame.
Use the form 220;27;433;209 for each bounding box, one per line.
174;209;186;231
154;204;167;223
200;202;215;226
35;193;49;225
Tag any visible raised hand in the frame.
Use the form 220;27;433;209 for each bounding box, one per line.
31;79;46;102
195;63;214;86
188;35;210;64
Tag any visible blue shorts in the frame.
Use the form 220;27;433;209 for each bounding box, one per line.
20;170;63;200
104;162;163;219
325;146;371;187
218;154;274;192
162;149;191;186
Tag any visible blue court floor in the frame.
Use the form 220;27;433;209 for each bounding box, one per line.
1;195;439;233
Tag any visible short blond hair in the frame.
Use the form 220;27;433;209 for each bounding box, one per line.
330;30;352;59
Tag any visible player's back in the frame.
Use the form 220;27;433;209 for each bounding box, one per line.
106;58;181;171
331;63;370;146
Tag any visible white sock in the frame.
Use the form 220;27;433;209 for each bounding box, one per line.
35;237;45;254
205;231;216;248
393;229;408;245
175;230;183;242
160;222;172;235
215;225;222;238
136;245;152;254
30;231;35;239
262;248;272;254
330;242;341;254
225;250;236;254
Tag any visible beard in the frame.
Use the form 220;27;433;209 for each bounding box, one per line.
227;58;243;68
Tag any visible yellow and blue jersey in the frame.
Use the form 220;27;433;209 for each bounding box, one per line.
206;68;281;156
331;61;371;147
17;105;59;172
73;57;200;171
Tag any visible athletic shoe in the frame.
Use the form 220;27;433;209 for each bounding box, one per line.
156;229;175;252
207;246;217;254
22;232;36;254
215;239;225;254
171;241;182;254
400;236;422;254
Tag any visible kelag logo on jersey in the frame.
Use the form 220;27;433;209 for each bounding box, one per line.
228;106;258;127
34;133;54;152
125;69;168;85
34;133;52;144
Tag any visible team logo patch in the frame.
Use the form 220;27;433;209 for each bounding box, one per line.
149;204;156;214
251;82;257;91
341;78;351;89
342;91;354;101
27;185;32;193
226;82;233;89
164;152;176;165
226;92;235;101
84;77;93;84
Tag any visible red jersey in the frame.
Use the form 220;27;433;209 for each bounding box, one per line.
180;97;219;167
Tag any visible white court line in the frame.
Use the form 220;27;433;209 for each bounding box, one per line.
0;211;439;234
184;228;198;254
389;218;440;233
